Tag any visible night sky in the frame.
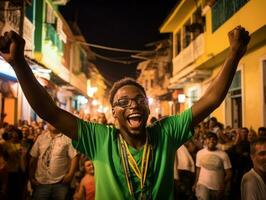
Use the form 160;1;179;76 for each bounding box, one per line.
59;0;178;85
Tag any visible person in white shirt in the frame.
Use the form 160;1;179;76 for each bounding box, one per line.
29;123;78;200
174;143;195;199
193;132;232;200
241;136;266;200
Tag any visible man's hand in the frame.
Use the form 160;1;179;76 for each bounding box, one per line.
62;173;73;184
228;26;250;59
0;31;26;65
30;178;40;189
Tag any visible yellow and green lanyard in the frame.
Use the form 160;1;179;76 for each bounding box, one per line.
118;133;152;199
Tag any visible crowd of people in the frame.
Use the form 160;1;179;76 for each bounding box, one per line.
0;111;265;200
173;116;266;200
0;112;109;200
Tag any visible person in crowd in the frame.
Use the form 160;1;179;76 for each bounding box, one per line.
193;132;232;200
258;127;266;137
149;116;158;125
73;159;95;200
208;117;219;133
0;144;8;200
37;120;45;131
227;128;252;199
2;126;28;200
29;123;78;200
97;113;107;125
248;127;257;143
0;26;250;199
241;136;266;200
174;143;196;200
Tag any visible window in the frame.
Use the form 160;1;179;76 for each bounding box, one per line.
212;0;248;32
225;71;242;128
175;32;181;56
183;20;192;48
191;9;205;39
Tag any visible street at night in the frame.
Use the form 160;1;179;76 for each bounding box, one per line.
0;0;266;200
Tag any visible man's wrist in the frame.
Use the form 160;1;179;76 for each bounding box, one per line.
10;57;27;68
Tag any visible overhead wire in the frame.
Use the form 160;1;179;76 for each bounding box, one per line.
75;40;155;54
93;52;140;64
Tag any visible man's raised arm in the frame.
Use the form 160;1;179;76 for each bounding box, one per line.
192;26;250;126
0;31;79;140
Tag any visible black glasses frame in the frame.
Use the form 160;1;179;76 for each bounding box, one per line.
113;96;148;108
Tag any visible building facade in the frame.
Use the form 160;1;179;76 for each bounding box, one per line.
136;39;173;118
160;0;266;129
0;0;107;124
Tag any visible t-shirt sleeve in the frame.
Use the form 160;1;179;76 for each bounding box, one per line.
72;118;111;160
241;173;259;200
67;140;78;159
30;136;40;158
222;152;232;169
159;108;193;148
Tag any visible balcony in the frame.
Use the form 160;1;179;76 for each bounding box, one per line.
172;33;204;76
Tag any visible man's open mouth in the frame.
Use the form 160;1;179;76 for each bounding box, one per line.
127;113;143;128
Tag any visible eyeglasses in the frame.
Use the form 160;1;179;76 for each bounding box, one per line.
113;96;148;108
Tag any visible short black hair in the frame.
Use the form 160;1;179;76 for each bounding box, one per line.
109;77;146;105
210;117;218;123
206;131;218;140
250;136;266;155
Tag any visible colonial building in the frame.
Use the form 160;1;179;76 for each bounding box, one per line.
0;0;107;124
136;39;173;118
160;0;266;129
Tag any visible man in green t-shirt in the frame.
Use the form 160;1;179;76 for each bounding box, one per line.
0;26;249;199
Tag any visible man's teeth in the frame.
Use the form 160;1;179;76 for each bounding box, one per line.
128;113;141;118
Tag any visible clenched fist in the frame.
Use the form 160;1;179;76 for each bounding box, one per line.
0;31;26;65
228;25;250;59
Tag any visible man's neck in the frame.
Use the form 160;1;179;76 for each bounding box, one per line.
120;129;147;150
254;168;266;184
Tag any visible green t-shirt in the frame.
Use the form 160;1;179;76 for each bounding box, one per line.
72;108;193;199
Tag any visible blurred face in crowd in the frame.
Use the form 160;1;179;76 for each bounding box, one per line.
10;131;19;143
258;128;266;137
251;142;266;174
206;136;218;151
240;128;249;141
112;85;150;136
21;126;29;138
209;119;217;129
248;131;257;143
84;114;91;122
84;160;94;175
35;127;43;135
38;121;45;129
97;113;107;124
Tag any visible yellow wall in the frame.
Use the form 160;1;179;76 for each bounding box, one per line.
242;46;266;129
210;45;266;130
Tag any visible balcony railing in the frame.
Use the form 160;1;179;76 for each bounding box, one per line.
172;33;204;76
212;0;248;32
